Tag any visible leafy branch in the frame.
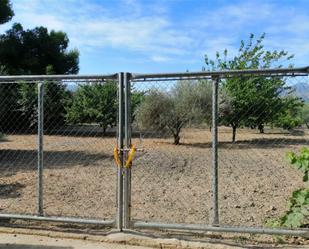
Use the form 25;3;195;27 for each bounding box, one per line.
286;148;309;182
267;148;309;228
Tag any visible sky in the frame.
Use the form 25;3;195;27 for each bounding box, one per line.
0;0;308;74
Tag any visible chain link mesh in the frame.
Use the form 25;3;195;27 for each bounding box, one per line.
0;78;118;220
1;70;309;235
0;82;37;215
130;73;309;229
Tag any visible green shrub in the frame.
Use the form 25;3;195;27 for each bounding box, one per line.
267;188;309;228
267;148;309;228
287;148;309;182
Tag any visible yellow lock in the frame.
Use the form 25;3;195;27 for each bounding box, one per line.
125;145;136;168
113;147;121;167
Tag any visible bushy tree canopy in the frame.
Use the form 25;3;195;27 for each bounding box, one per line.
0;21;79;132
18;81;71;131
66;81;118;133
136;80;212;144
205;33;303;142
0;0;14;24
0;23;79;75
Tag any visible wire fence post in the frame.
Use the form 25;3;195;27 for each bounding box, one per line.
211;76;219;226
117;72;124;230
37;82;44;216
123;72;132;229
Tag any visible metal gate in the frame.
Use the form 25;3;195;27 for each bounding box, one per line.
0;74;118;227
1;67;309;238
119;67;309;237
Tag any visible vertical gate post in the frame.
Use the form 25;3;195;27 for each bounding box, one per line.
123;73;132;228
211;76;219;226
37;82;44;216
116;72;124;231
117;72;125;230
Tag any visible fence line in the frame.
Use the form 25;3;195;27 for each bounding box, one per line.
0;67;309;238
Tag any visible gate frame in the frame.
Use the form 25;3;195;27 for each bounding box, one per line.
0;67;309;237
128;66;309;237
0;74;117;228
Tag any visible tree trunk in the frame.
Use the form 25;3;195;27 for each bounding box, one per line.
173;133;180;145
102;126;107;135
232;125;237;143
306;123;309;129
258;124;264;134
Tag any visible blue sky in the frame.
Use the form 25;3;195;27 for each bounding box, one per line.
0;0;308;74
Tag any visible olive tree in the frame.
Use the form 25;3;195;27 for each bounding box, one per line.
136;80;212;145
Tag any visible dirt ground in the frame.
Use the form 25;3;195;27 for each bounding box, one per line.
0;127;308;229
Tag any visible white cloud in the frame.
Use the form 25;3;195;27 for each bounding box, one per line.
150;55;172;62
1;0;308;69
3;0;194;58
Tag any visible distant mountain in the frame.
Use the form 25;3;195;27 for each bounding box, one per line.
291;82;309;102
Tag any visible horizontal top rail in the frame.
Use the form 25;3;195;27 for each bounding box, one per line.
0;67;308;83
131;66;309;81
0;73;118;83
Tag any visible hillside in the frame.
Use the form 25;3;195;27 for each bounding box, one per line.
292;82;309;102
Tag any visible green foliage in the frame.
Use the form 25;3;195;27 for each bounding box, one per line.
275;111;302;130
131;90;145;122
18;81;71;130
0;20;79;132
268;148;309;228
0;23;79;74
286;148;309;182
273;96;304;130
268;188;309;228
137;89;172;131
204;33;301;142
0;0;14;24
301;104;309;129
18;83;37;128
66;81;118;133
136;80;212;145
0;66;21;131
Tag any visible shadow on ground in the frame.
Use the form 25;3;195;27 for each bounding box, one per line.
183;138;309;149
0;183;25;199
0;150;111;176
1;125;170;139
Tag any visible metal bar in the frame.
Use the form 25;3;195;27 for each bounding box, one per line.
1;74;306;84
0;213;115;226
123;73;132;229
117;72;124;230
37;82;44;216
211;77;219;226
131;66;309;80
133;221;309;238
0;74;118;82
0;67;307;83
131;73;307;82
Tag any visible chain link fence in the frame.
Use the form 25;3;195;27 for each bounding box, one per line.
1;68;309;238
0;82;37;215
129;68;309;237
0;75;117;226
